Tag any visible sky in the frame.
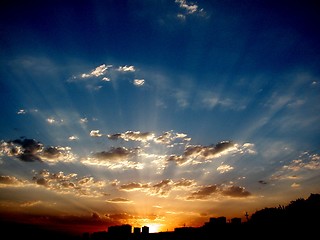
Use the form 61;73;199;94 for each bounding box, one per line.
0;0;320;235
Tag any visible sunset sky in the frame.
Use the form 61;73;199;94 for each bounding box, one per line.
1;0;320;235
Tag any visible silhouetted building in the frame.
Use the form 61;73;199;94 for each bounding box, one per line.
142;226;149;234
231;217;241;224
108;224;132;235
209;216;226;225
134;227;141;234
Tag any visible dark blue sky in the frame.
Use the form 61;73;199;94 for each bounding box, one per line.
0;0;320;233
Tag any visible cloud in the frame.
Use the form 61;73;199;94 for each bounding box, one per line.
68;136;79;141
220;185;251;197
120;182;150;191
92;147;136;161
175;0;198;14
0;138;42;162
80;117;88;124
0;175;25;186
133;79;145;86
187;185;218;200
17;109;26;114
20;200;41;207
187;184;251;200
32;169;106;197
81;64;111;78
106;198;132;203
119;178;197;198
108;131;155;142
40;146;75;163
217;164;234;173
0;138;75;163
271;152;320;181
167;141;255;166
108;130;191;147
90;130;103;137
117;65;135;72
81;147;143;169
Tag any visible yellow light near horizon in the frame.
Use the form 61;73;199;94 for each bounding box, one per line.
145;223;163;233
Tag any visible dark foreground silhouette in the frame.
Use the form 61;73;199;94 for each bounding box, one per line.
1;193;319;240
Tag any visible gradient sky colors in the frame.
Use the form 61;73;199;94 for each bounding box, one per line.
1;0;320;235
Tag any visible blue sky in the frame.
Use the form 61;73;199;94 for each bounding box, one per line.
0;0;320;234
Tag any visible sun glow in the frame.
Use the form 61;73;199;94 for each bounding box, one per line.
144;223;163;233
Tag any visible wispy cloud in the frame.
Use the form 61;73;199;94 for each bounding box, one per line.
81;64;112;78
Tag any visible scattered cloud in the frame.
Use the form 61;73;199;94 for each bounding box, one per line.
269;152;320;185
80;117;88;124
217;164;234;173
175;0;199;14
117;65;135;72
0;138;75;163
32;169;106;197
81;147;143;169
187;184;251;200
90;130;103;137
133;79;145;86
68;136;79;141
108;131;155;142
17;109;26;114
187;185;218;200
167;141;251;166
0;175;26;187
120;182;150;191
81;64;112;78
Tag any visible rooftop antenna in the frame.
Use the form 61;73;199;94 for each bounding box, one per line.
245;212;249;222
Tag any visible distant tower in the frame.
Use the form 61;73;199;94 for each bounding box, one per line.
245;212;249;222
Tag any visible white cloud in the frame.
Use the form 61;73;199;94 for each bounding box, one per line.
133;79;145;86
175;0;198;14
217;164;234;173
118;65;135;72
81;64;111;78
68;136;79;141
17;109;26;114
90;130;103;137
102;77;111;81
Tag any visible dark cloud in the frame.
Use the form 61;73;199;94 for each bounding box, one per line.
258;180;268;185
106;198;131;203
0;138;74;163
187;184;251;200
120;182;150;191
0;175;21;185
92;147;136;161
187;185;218;200
221;185;251;197
151;179;172;196
167;141;236;165
11;138;43;162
